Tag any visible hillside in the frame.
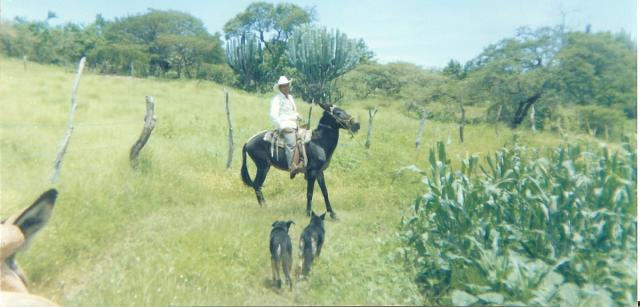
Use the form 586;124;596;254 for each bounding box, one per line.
0;56;632;305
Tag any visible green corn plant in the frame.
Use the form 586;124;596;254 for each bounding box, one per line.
398;140;637;306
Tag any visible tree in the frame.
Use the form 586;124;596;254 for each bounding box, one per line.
223;2;314;89
225;33;264;91
442;59;465;80
555;31;636;116
465;26;563;128
101;9;224;77
340;63;402;99
286;26;365;104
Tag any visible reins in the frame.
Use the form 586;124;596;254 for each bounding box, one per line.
317;106;365;147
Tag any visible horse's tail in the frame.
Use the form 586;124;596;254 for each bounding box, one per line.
241;143;253;187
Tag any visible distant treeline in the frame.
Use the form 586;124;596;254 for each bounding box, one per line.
0;4;636;136
339;26;636;137
0;9;235;82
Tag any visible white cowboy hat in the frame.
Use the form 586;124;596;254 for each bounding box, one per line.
273;76;292;91
276;76;292;85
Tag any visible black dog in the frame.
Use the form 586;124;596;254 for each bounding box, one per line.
299;211;325;277
270;220;294;290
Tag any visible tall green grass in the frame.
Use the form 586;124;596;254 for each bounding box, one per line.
1;56;634;305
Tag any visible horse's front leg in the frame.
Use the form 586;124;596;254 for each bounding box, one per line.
306;170;318;216
316;171;336;219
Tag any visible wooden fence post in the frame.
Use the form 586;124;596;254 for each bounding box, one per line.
51;57;86;184
415;107;428;150
495;104;503;136
224;88;234;169
459;94;465;143
23;55;27;72
129;96;157;168
365;107;378;149
306;105;313;128
531;105;536;133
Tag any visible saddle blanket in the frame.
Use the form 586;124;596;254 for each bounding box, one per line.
263;128;312;148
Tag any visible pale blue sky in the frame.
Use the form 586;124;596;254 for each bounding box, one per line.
2;0;636;68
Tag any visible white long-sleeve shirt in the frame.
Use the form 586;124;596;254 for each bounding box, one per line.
270;92;299;130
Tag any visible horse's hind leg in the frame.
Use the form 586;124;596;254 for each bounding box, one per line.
254;163;270;206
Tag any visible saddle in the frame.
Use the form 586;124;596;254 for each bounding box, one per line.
264;128;312;169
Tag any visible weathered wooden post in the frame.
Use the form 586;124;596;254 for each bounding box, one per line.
224;88;234;169
129;96;157;168
495;104;503;136
306;105;313;128
458;94;465;143
555;117;566;138
415;107;428;150
531;105;536;133
51;57;86;184
365;107;378;149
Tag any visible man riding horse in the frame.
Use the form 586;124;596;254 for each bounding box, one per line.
241;76;361;218
270;76;304;177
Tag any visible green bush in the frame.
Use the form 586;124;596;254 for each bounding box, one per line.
398;141;636;306
197;63;237;85
576;105;628;138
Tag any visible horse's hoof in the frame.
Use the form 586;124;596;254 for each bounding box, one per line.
330;211;338;220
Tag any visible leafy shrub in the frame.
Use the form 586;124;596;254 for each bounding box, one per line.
197;63;237;85
575;105;629;139
398;141;636;306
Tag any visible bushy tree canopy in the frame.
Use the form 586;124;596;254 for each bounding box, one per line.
286;26;365;104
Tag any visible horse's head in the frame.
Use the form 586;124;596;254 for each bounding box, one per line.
1;189;59;306
318;103;360;133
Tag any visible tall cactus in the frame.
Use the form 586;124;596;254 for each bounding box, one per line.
225;33;264;91
287;26;363;104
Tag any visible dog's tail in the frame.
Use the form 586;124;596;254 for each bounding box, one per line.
300;236;315;276
241;144;253;187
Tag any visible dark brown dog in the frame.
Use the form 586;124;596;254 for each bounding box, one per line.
269;220;294;290
299;211;325;277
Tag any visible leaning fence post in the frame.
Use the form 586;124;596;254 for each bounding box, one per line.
129;96;157;168
458;94;465;143
415;107;428;150
365;107;378;149
531;105;536;133
224;88;234;169
307;105;313;128
495;104;503;136
50;57;85;184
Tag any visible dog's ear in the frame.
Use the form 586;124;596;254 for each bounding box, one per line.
286;220;295;229
6;189;57;255
272;221;278;228
311;211;317;218
320;213;326;220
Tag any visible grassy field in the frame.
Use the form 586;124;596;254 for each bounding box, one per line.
0;56;633;306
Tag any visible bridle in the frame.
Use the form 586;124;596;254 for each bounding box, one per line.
319;105;355;132
315;104;362;143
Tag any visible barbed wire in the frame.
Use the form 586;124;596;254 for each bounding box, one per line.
0;120;140;129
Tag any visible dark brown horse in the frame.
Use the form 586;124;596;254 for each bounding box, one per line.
241;103;360;219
